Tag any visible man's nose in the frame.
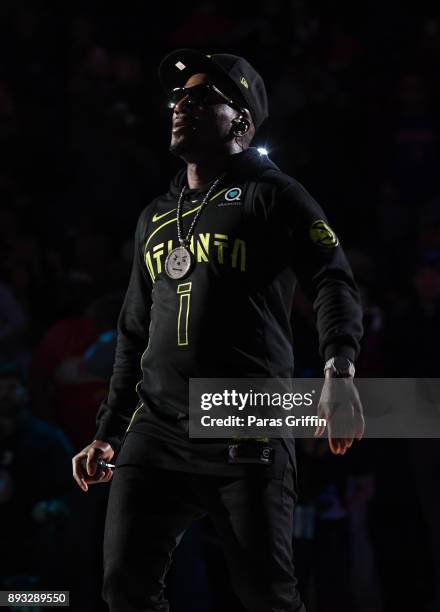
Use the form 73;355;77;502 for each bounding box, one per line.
173;94;191;114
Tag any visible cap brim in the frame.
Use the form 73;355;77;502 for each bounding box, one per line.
158;48;238;96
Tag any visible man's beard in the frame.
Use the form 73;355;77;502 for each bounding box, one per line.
169;133;204;158
169;125;209;157
169;137;189;156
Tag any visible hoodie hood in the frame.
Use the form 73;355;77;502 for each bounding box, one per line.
169;147;281;197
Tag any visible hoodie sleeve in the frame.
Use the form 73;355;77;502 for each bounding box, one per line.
93;209;152;450
275;180;363;363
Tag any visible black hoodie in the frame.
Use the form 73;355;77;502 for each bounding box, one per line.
94;148;363;471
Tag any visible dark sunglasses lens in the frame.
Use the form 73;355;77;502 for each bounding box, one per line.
168;89;186;109
168;84;214;109
188;84;210;104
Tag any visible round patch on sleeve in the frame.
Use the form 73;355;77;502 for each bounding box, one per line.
309;220;339;248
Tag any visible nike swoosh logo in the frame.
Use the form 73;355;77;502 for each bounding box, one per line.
152;208;177;222
151;187;230;222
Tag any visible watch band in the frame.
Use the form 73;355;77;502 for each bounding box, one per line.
324;356;355;378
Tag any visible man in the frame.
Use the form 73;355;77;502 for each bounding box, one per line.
72;49;364;611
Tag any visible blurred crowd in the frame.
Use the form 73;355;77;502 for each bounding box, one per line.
1;1;440;611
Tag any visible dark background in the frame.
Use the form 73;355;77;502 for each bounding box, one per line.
1;1;440;611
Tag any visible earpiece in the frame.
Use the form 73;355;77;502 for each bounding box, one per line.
231;114;250;137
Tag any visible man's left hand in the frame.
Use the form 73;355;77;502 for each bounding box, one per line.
314;371;365;455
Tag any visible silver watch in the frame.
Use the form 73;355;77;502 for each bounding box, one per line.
324;356;355;377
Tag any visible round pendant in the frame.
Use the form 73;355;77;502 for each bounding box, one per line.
165;246;193;279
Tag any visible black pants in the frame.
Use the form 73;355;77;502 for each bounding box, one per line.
102;460;305;612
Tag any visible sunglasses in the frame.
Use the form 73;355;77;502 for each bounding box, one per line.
167;82;243;112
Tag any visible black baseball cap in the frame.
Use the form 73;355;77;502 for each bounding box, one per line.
158;48;269;130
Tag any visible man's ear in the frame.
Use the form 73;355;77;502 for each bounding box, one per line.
232;108;254;136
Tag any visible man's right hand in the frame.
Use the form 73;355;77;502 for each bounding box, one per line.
72;440;115;492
